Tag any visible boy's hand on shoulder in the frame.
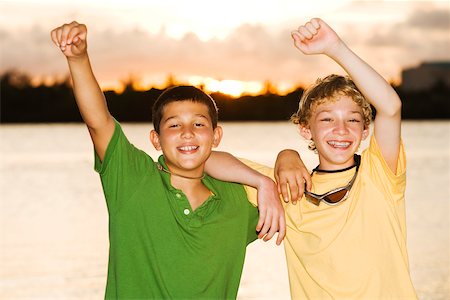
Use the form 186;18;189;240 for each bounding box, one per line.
50;21;87;58
275;149;311;205
291;18;342;57
256;176;286;245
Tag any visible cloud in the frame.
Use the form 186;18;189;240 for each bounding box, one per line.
406;7;450;30
1;25;61;75
1;4;449;89
363;7;450;63
0;22;325;87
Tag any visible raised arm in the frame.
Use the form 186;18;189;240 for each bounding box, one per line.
205;151;286;245
50;21;115;161
291;18;402;172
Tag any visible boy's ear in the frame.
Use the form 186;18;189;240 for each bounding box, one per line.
212;126;223;148
298;124;312;140
362;125;369;140
150;130;162;151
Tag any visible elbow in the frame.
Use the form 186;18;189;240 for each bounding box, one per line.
396;99;402;115
391;98;402;118
381;94;402;118
84;113;113;131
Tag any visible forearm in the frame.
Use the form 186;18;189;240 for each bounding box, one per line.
328;42;401;117
67;55;112;129
205;151;271;188
206;151;285;244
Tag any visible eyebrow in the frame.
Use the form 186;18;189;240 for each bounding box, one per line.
349;110;363;114
316;109;362;115
162;114;209;123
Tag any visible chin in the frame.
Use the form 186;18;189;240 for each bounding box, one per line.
321;152;354;165
178;160;205;171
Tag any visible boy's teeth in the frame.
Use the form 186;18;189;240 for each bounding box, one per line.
328;141;350;147
179;146;198;151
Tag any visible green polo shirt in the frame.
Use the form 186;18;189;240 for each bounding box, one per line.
94;120;259;299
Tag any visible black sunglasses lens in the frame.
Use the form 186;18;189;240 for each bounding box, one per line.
324;189;348;203
306;194;320;206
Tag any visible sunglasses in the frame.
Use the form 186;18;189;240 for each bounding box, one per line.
304;154;360;206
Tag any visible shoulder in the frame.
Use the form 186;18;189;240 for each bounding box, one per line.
238;158;274;179
95;119;155;175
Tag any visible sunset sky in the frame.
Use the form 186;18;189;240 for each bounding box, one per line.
1;0;449;96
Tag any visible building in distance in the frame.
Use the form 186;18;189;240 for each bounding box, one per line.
401;61;450;91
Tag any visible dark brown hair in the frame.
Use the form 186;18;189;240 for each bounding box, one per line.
152;85;219;133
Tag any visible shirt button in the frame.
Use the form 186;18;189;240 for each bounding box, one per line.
175;193;181;198
183;209;190;215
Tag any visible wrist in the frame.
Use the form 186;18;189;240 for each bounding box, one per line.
277;149;300;160
67;53;89;64
256;174;275;190
326;40;350;61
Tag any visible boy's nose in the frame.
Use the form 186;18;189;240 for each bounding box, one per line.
181;127;194;138
334;121;349;134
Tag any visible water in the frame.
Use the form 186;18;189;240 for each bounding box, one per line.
0;121;449;299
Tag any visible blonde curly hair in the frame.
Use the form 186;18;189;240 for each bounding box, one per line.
291;74;372;151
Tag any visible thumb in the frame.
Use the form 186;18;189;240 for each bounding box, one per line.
71;37;87;54
305;174;312;191
72;36;86;49
72;36;82;46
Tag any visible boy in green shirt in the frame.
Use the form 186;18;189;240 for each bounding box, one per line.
50;21;286;299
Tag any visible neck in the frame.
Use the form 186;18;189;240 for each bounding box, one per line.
157;163;205;180
314;154;360;173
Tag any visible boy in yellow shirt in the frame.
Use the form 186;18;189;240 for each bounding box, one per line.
208;18;417;299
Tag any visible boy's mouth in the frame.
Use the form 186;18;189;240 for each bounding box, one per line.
177;145;199;153
327;140;351;148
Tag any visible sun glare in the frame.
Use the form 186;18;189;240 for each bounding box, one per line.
188;76;264;97
97;75;297;98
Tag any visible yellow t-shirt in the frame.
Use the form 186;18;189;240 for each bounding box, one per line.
243;135;417;299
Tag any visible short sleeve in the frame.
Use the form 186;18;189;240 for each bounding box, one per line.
94;120;121;174
94;120;156;214
363;135;407;200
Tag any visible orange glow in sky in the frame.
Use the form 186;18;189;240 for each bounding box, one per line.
1;1;449;97
188;77;264;97
100;76;292;98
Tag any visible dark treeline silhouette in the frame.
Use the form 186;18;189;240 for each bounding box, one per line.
1;70;449;123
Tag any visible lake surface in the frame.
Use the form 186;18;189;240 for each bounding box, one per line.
0;121;449;299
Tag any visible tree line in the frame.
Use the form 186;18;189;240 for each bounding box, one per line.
1;70;449;123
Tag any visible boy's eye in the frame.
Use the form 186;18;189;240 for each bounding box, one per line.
168;124;180;128
194;122;205;127
320;118;332;122
348;118;361;123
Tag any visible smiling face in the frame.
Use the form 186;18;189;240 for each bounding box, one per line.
299;96;369;170
150;100;222;178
